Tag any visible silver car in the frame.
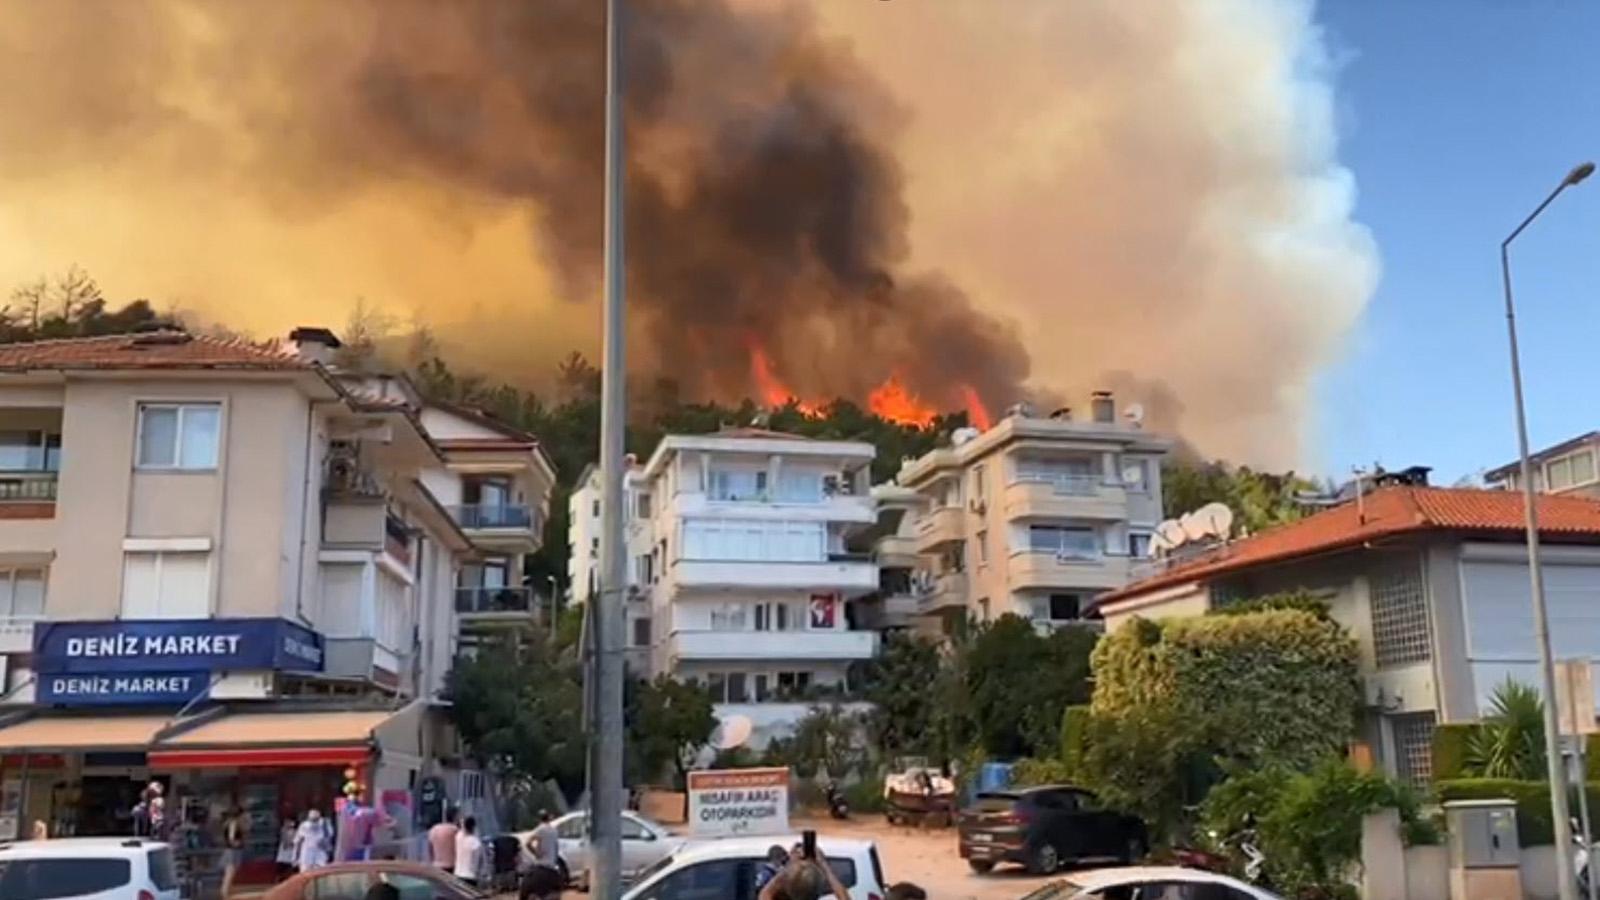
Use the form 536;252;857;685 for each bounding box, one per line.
517;810;682;890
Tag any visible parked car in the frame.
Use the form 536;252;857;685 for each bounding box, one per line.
260;860;487;900
0;837;181;900
621;834;887;900
1016;865;1283;899
514;809;682;889
959;785;1147;875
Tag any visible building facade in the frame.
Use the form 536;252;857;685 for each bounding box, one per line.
612;429;880;747
0;328;551;881
894;397;1169;634
1486;430;1600;498
1095;485;1600;784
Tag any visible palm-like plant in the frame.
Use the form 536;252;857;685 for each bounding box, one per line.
1462;679;1547;780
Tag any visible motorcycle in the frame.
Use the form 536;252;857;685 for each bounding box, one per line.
824;781;850;820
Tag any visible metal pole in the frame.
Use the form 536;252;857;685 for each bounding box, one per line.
588;0;627;896
1502;167;1590;900
1575;741;1598;900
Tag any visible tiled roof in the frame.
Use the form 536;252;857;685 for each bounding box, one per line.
0;332;305;371
1100;486;1600;605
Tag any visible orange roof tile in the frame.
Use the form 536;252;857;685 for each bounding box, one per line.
0;332;305;371
1101;486;1600;605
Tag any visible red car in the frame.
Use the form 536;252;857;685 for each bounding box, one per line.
259;861;488;900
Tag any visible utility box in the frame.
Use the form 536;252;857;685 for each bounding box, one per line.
1444;799;1523;900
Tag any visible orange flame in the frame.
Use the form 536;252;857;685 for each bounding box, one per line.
747;343;821;416
959;384;992;431
867;374;937;428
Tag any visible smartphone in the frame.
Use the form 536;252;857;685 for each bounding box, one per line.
802;829;816;862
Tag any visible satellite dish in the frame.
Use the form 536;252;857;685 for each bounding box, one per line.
1123;403;1145;426
1178;511;1211;542
1121;465;1144;484
1194;502;1235;540
1154;519;1186;547
951;427;980;446
710;715;754;751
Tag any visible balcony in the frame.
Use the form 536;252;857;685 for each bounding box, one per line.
0;616;39;655
1007;550;1131;591
669;629;878;662
0;471;58;522
917;572;968;613
455;586;539;619
1003;475;1129;521
668;490;874;525
450;503;541;550
670;557;877;593
913;506;966;552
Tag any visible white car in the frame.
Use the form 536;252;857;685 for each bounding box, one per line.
515;810;683;888
0;836;182;900
1020;866;1283;900
622;834;887;900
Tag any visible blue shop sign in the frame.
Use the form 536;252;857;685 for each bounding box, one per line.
37;671;209;707
34;618;324;676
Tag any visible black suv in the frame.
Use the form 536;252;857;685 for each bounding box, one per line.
958;785;1147;875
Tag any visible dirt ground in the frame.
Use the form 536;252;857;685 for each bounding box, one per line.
792;813;1062;900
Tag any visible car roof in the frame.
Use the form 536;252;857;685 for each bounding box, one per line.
0;837;170;857
671;834;874;864
1062;866;1249;889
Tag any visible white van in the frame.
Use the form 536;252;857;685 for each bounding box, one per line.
622;835;887;900
0;837;181;900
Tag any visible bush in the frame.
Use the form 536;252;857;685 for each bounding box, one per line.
1431;724;1474;781
1436;778;1600;846
844;776;886;814
1013;757;1076;787
1060;705;1091;776
1210;589;1330;620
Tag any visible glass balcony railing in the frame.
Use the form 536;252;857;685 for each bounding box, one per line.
451;503;536;530
454;586;537;614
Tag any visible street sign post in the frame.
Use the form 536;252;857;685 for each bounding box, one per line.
1557;660;1598;900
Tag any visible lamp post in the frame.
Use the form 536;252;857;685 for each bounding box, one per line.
1501;160;1593;900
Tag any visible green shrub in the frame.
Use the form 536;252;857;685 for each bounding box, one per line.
1013;757;1077;787
1434;778;1600;846
844;776;886;814
1210;589;1330;620
1060;705;1091;776
1431;724;1475;781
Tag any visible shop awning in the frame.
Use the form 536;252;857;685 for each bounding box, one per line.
148;710;397;769
0;715;171;752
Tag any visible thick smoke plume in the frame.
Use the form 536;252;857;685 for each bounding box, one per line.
0;0;1375;465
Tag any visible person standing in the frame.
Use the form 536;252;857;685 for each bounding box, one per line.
220;807;245;898
427;807;460;873
453;815;484;888
276;814;298;880
294;809;332;872
520;811;563;900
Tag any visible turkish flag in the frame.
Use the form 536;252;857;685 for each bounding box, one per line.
809;594;837;628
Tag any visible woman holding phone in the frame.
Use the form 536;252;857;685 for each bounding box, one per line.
757;832;850;900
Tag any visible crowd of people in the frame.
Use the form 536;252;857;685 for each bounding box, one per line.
424;806;564;899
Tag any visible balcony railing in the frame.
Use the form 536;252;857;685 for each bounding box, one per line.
0;471;58;501
451;503;536;530
455;586;537;614
1014;471;1102;496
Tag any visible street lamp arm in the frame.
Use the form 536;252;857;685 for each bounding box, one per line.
1503;180;1571;249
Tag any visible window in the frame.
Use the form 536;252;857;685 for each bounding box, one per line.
682;519;824;562
1391;712;1437;785
122;551;210;619
136;403;220;469
971;464;986;500
0;568;45;618
976;530;989;566
380;872;472;900
1123;458;1150;491
727;672;748;703
1128;532;1153;559
637;492;653;519
1547;456;1574;491
1370;561;1430;667
710;604;747;631
1573;450;1598;486
557;814;587;839
777;671;812;693
593;498;600;518
708;468;767;501
1048;593;1081;621
0;430;61;472
637;858;743;900
463;476;511;507
754;674;770;701
1029;525;1099;560
622;817;652;841
633;617;651;647
776;470;822;502
146;847;177;892
0;858;133;899
304;871;374;900
754;602;798;632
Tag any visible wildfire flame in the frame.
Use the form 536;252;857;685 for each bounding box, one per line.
867;374;937;428
747;342;821;416
959;384;992;431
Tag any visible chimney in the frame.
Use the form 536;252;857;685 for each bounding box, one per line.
288;326;342;366
1091;391;1115;424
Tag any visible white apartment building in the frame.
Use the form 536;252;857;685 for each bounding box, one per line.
895;395;1169;634
601;428;880;746
0;327;551;855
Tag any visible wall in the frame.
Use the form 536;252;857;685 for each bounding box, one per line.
50;378;304;621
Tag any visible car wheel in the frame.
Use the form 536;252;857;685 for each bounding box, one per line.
967;860;995;875
1026;842;1061;875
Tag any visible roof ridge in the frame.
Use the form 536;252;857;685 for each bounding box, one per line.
0;330;186;348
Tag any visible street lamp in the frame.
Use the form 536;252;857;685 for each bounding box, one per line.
1501;159;1593;900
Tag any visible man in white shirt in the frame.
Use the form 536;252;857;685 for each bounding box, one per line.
454;815;484;887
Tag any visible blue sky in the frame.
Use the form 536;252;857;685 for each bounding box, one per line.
1313;1;1600;484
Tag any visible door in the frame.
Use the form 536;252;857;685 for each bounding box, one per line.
630;858;749;900
556;813;590;873
1069;789;1123;858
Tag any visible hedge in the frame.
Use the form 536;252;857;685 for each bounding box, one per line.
1432;725;1600;781
1437;778;1600;846
1060;705;1091;775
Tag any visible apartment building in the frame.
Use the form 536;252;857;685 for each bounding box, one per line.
0;328;549;871
1095;485;1600;784
896;396;1169;634
1485;430;1600;497
853;484;923;632
614;428;880;747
